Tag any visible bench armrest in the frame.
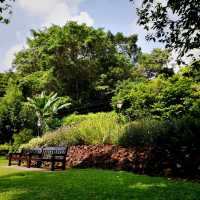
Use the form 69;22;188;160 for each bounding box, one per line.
9;153;22;156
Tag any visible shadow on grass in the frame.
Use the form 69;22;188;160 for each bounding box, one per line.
0;169;200;200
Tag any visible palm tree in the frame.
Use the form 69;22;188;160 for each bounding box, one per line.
27;92;71;136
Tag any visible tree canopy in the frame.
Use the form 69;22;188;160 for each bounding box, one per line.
131;0;200;60
14;22;139;108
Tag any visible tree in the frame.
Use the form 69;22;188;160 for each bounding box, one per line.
137;48;173;79
112;69;200;119
26;92;71;135
0;84;23;144
0;0;15;24
130;0;200;60
0;72;12;97
14;22;138;109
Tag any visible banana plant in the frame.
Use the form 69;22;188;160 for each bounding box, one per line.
27;92;71;135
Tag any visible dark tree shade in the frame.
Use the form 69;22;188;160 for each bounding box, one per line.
0;0;15;24
130;0;200;60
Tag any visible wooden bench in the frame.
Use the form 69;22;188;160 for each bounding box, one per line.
8;148;28;166
27;147;68;171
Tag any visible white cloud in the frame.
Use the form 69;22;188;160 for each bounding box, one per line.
18;0;63;16
43;2;71;27
18;0;94;27
3;44;24;70
71;12;94;26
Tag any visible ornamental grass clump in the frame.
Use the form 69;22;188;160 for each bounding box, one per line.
21;126;75;149
21;112;125;149
69;112;125;145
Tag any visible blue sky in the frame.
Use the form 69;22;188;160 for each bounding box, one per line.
0;0;164;72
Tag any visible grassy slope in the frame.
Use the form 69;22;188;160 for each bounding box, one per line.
0;157;200;200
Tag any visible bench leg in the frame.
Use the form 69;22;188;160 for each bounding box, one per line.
8;154;12;166
18;160;21;166
36;161;42;168
51;156;55;171
62;159;66;170
27;157;31;168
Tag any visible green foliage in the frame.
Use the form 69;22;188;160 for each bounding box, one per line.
12;128;33;151
62;114;93;126
119;116;200;148
14;22;137;109
119;119;167;147
68;112;124;145
181;60;200;82
21;126;76;149
0;72;13;97
18;69;60;97
18;103;37;133
0;84;24;143
26;92;71;134
112;78;165;119
137;49;173;79
0;144;11;154
113;69;200;119
132;0;200;60
22;112;125;149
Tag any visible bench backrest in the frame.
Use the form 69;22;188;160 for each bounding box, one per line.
28;148;43;155
42;147;68;158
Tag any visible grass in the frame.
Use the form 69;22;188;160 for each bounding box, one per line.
0;156;200;200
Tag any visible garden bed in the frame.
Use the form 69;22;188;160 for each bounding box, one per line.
67;144;200;180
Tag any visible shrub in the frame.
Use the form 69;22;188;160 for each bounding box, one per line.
21;112;125;149
68;112;125;145
0;143;11;155
12;128;33;151
62;114;89;126
119;118;169;147
112;74;200;120
167;116;200;148
119;116;200;149
20;126;76;149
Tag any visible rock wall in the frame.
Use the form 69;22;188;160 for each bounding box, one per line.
66;145;200;179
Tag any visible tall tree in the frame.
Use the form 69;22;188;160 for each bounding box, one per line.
14;22;138;108
137;48;173;79
130;0;200;60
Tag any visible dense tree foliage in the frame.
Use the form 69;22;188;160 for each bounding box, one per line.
0;84;24;143
14;22;139;108
137;48;173;79
112;62;200;120
0;0;14;24
0;21;199;148
0;72;12;97
131;0;200;59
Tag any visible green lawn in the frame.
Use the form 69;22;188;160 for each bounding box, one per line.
0;156;200;200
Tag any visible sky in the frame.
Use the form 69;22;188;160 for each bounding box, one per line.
0;0;164;72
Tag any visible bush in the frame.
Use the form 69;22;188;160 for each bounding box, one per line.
21;126;76;149
62;114;89;126
119;118;169;147
112;74;200;120
12;128;33;151
0;143;11;155
167;116;200;147
119;116;200;149
68;112;125;145
21;112;125;149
